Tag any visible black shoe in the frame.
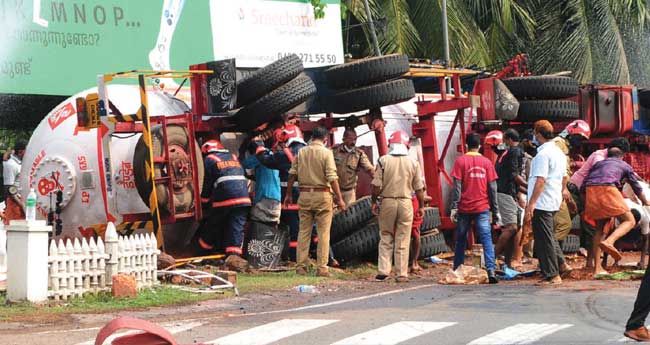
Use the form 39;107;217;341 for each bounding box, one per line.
375;274;389;281
488;270;499;284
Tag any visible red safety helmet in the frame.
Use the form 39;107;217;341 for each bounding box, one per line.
565;120;591;139
485;130;504;147
201;139;224;154
388;130;410;148
273;123;304;147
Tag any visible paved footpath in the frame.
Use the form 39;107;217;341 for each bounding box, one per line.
4;282;647;345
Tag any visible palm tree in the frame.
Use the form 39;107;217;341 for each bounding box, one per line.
530;0;649;84
342;0;649;84
344;0;535;67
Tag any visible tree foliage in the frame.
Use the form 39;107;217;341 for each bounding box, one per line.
343;0;650;84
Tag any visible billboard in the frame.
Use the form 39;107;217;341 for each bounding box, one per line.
0;0;343;96
210;0;343;68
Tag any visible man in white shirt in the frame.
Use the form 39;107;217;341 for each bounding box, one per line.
3;149;21;190
524;120;570;285
625;200;650;236
2;141;25;223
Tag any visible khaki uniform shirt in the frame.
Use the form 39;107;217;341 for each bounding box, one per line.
333;145;373;191
553;136;572;177
289;141;338;188
371;155;425;198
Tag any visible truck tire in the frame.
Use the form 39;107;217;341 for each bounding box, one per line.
330;196;374;242
332;222;380;262
517;100;579;121
561;234;581;254
418;232;450;259
503;76;579;99
325;79;415;114
235;76;316;130
324;54;410;89
419;207;441;235
236;54;303;108
134;125;204;215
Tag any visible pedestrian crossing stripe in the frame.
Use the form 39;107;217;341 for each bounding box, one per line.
467;323;573;345
331;321;457;345
83;319;578;345
207;319;338;345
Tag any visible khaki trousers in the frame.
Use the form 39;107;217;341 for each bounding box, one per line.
342;189;356;206
378;198;413;277
554;201;572;241
297;192;333;270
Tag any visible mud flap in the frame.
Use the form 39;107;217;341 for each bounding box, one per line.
494;79;519;120
246;221;287;269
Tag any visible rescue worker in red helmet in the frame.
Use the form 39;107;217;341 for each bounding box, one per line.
371;130;425;282
198;138;251;270
254;122;307;261
552;119;591;274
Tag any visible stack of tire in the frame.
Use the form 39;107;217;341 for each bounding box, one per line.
502;76;580;122
323;54;415;113
330;196;447;263
233;54;317;130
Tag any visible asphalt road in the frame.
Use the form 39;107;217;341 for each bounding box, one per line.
5;282;646;345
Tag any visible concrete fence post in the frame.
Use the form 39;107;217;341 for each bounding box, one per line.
0;222;7;278
7;220;52;303
104;222;118;286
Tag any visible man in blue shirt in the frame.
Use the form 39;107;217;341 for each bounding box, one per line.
243;143;282;224
524;120;570;285
254;123;307;259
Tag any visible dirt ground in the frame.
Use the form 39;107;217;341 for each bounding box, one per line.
0;249;646;330
405;249;646;286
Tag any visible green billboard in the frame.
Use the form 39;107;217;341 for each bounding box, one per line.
0;0;343;96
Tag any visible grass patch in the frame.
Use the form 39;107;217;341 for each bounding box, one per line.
0;286;213;321
333;263;377;280
237;271;327;294
0;264;378;320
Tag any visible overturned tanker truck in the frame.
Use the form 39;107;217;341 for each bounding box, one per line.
28;52;642;262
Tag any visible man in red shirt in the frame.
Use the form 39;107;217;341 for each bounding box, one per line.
450;133;500;283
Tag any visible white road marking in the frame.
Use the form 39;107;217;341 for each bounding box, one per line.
467;323;573;345
208;319;338;345
331;321;457;345
78;320;204;345
230;283;438;317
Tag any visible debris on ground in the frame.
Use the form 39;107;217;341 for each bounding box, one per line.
157;269;238;294
496;266;539;280
425;256;445;264
439;265;488;285
224;255;250;273
295;285;319;293
112;274;137;298
157;252;176;270
594;270;645;281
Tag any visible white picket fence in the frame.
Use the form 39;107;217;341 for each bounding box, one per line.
47;224;159;300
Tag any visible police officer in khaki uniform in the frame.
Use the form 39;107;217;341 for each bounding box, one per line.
333;128;374;206
371;131;425;282
285;126;347;277
552;120;591;243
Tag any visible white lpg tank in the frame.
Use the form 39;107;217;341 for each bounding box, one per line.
20;85;192;240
